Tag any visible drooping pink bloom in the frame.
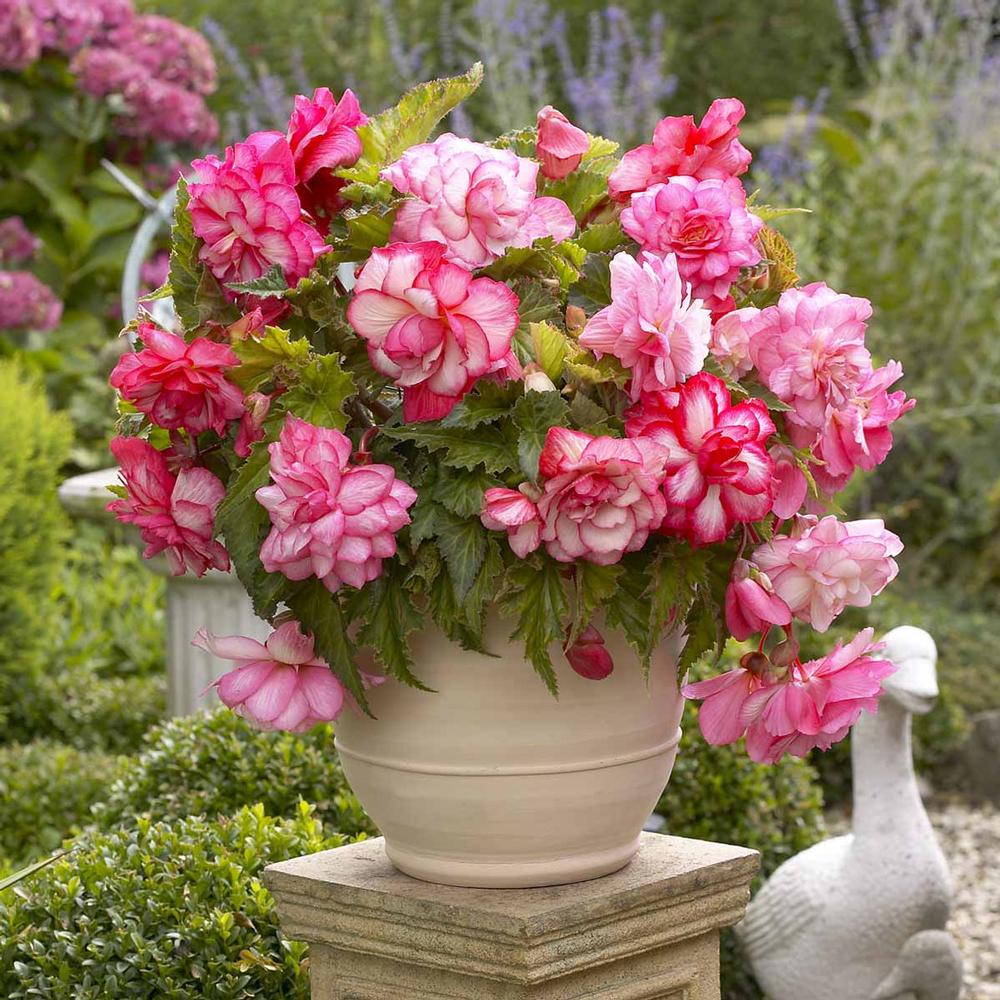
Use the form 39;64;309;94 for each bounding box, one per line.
188;131;328;286
382;134;576;269
752;515;903;632
748;283;874;431
768;442;809;519
286;87;366;183
347;241;522;422
0;216;40;264
536;105;589;180
564;624;614;680
579;251;711;400
234;391;272;458
108;435;229;576
682;663;766;747
725;557;791;641
481;427;668;565
741;629;895;764
195;620;346;732
621;176;762;313
609;98;752;201
626;373;775;546
0;271;62;331
710;306;761;380
109;324;245;435
0;0;41;71
256;415;417;592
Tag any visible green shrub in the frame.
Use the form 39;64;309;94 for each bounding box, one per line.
0;741;124;868
0;803;347;999
95;707;374;836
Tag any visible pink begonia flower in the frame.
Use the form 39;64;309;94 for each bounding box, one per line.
188;131;328;286
710;306;761;380
579;251;711;401
0;271;62;331
564;624;614;680
108;436;229;576
195;620;346;732
234;391;272;458
286;88;366;183
481;427;668;565
741;629;895;764
609;98;752;202
682;663;766;747
256;415;417;592
109;324;245;435
536;105;589;180
0;0;41;71
621;176;762;314
626;373;775;546
0;216;40;264
748;283;875;432
347;241;522;422
381;134;576;269
752;515;903;632
725;557;791;641
768;442;809;519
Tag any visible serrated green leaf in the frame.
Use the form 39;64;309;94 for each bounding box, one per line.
427;561;485;651
511;278;563;363
582;134;620;161
605;553;655;670
543;170;610;220
382;422;518;474
569;251;613;311
281;355;356;429
678;593;725;675
759;225;799;291
338;205;397;257
751;204;812;222
575;221;626;253
431;468;497;519
571;561;623;643
230;326;312;391
461;537;503;635
512;389;569;480
440;381;520;429
354;570;430;690
435;510;487;602
568;391;612;434
565;346;628;388
226;264;288;297
530;320;568;381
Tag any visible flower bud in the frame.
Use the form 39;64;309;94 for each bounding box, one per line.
565;624;614;680
523;363;558;394
536;105;589;180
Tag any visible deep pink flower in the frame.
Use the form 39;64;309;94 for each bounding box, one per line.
234;391;272;458
752;515;903;632
682;664;765;747
72;45;141;98
626;373;775;546
725;557;791;641
0;217;39;265
0;271;62;331
256;415;417;592
768;442;809;519
0;0;41;70
347;241;521;422
564;624;614;680
109;324;244;435
748;283;874;431
621;176;762;313
109;13;216;94
710;306;761;380
188;131;328;286
382;134;576;269
120;76;218;146
108;435;229;576
579;251;711;400
286;87;366;184
609;98;752;201
30;0;102;54
536;105;589;180
195;620;346;732
481;428;667;565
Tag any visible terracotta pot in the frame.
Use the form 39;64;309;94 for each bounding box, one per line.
335;616;684;888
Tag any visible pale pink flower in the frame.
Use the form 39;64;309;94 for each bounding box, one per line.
626;373;775;547
108;435;229;576
752;515;903;632
195;620;346;732
579;251;711;400
481;485;542;558
621;176;762;313
382;133;576;269
110;324;244;435
682;664;766;747
188;131;328;286
0;271;62;331
286;87;366;184
725;557;791;641
347;241;521;422
536;105;589;180
768;442;809;519
748;283;874;431
609;98;752;201
256;415;417;592
564;624;614;679
710;306;761;380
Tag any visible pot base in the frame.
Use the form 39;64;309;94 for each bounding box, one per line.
384;835;641;889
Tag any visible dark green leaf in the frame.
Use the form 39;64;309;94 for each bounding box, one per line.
605;554;655;670
440;381;521;429
461;537;503;635
575;221;627;253
543;170;609;220
381;422;518;474
434;510;487;602
229;326;311;391
226;264;288;297
281;355;356;429
568;392;612;434
431;468;497;519
569;251;613;311
571;561;623;642
354;571;430;690
512;390;570;480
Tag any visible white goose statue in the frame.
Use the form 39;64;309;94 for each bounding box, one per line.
737;626;961;1000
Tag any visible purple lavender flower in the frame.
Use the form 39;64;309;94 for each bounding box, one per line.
0;271;63;332
0;217;41;265
754;88;829;192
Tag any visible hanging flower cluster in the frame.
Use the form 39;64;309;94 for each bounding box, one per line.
107;65;912;761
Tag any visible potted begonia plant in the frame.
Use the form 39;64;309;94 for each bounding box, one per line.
107;65;913;887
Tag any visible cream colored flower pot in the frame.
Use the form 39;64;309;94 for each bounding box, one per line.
335;616;684;888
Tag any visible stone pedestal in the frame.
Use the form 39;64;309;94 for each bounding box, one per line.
264;833;759;1000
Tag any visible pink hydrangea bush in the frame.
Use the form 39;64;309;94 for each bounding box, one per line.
107;67;913;755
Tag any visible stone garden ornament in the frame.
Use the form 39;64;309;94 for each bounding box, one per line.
106;65;915;887
738;626;961;1000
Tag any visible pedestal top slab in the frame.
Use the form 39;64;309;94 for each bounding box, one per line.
264;833;759;986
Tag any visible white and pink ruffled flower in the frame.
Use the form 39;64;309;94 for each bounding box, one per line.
195;620;346;732
256;415;417;592
621;176;762;313
347;241;521;422
626;372;775;546
381;134;576;269
710;306;761;380
481;485;542;558
609;98;752;202
579;251;711;400
188;130;328;286
752;515;903;632
536;105;589;180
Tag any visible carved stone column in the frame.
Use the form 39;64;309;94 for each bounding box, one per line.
264;832;759;1000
